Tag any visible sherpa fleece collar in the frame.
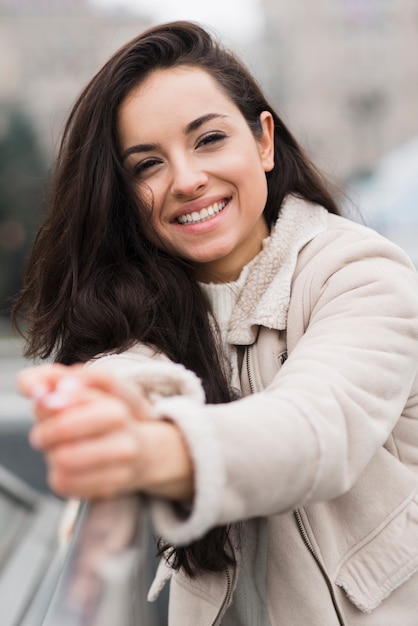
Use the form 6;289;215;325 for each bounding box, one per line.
228;195;328;345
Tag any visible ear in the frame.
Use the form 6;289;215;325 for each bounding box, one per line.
257;111;275;172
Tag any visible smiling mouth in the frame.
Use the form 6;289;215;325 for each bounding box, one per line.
176;199;229;225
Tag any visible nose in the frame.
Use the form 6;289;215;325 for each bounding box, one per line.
170;155;208;198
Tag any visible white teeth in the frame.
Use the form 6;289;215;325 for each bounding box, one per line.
177;200;228;225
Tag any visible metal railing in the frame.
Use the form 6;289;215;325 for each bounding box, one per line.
0;464;63;626
41;495;162;626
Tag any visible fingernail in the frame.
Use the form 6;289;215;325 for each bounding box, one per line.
43;392;69;410
29;384;49;401
56;377;83;393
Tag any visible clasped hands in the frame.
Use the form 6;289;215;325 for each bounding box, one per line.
17;364;194;502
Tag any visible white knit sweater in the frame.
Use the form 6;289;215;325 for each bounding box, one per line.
199;266;248;371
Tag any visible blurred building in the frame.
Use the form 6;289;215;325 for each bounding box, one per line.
0;0;150;155
261;0;418;182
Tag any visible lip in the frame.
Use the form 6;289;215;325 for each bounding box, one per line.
170;195;231;222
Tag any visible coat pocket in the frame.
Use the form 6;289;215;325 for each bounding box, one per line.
335;493;418;613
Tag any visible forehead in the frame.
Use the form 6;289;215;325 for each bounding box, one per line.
118;66;238;129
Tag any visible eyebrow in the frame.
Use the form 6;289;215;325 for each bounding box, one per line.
121;112;227;162
185;112;227;134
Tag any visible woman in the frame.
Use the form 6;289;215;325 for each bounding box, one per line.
14;21;418;625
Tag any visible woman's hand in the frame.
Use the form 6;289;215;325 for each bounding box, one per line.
17;364;194;502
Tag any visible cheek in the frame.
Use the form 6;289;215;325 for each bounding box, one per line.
223;147;265;181
231;154;268;199
246;170;269;216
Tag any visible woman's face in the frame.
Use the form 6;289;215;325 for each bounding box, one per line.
118;66;274;282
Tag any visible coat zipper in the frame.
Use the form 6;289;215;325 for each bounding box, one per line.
212;565;233;625
246;344;256;394
246;345;345;626
294;509;345;625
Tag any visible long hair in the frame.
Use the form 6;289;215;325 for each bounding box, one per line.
13;21;340;576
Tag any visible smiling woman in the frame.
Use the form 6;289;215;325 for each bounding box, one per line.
117;66;274;280
12;21;418;626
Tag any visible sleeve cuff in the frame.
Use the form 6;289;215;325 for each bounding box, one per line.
150;396;225;546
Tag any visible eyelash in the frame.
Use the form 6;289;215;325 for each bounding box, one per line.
196;132;226;148
132;158;161;177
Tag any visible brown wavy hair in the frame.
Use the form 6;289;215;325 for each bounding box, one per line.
13;21;339;576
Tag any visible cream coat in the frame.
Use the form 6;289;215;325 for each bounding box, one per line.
90;197;418;625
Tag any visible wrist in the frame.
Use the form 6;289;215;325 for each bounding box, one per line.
137;420;194;502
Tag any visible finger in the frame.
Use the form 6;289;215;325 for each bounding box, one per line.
47;428;140;474
16;363;83;400
48;464;137;500
74;366;153;421
22;364;153;428
45;431;142;498
31;372;130;423
18;364;84;423
26;365;152;420
29;395;131;450
31;376;93;423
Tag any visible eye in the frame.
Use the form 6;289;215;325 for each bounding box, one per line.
132;158;161;177
196;132;226;149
